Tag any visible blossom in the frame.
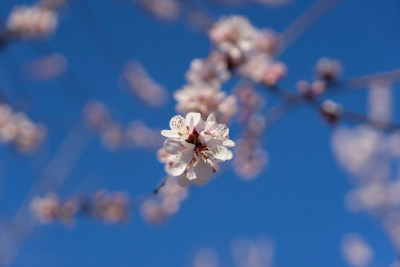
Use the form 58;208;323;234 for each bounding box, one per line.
185;52;230;87
174;84;237;124
121;61;168;107
7;5;58;39
160;113;234;185
209;16;256;61
30;194;78;224
315;57;342;81
0;104;45;153
238;53;287;86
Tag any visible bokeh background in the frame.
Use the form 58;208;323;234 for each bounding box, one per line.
0;0;400;266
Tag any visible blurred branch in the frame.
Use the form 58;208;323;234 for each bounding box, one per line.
276;0;344;56
71;0;126;69
0;124;90;267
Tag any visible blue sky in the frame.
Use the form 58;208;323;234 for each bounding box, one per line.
0;0;400;266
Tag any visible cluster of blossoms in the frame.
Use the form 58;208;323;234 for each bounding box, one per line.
209;16;286;86
176;52;237;124
83;100;163;150
332;83;400;255
296;58;342;99
24;53;67;81
121;62;168;107
0;104;45;153
141;176;188;224
233;86;268;180
159;112;234;186
30;191;129;225
30;194;79;224
6;5;58;40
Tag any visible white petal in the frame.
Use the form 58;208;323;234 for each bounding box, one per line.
214;146;233;161
215;124;229;139
223;139;235;147
161;130;180;138
186;112;202;131
191;177;208;186
176;174;191;187
169;115;186;132
165;160;186;176
186;164;196;180
180;144;195;164
200;133;214;146
164;139;183;154
193;159;213;181
206;114;216;123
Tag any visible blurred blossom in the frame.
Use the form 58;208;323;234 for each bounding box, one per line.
7;5;58;39
333;122;400;252
141;176;189;224
160;113;235;185
296;79;326;99
235;86;265;122
231;237;274;267
174;83;238;124
31;191;130;225
135;0;180;21
25;53;67;80
100;122;123;150
30;194;78;224
209;16;257;62
91;191;129;223
209;15;285;86
252;29;278;54
234;140;268;180
0;104;45;153
341;234;374;267
83;100;111;131
320;99;342;123
238;53;287;86
83;101;162;150
125;121;163;149
141;198;169;224
315;57;342;81
233;87;268;180
186;52;230;88
332;126;382;177
122;62;168;107
192;248;220;267
38;0;68;11
368;82;392;122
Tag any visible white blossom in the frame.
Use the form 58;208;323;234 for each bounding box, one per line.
160;113;234;185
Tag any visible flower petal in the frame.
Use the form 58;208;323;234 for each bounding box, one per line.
169;115;186;132
214;146;233;161
223;139;235;147
180;144;195;164
161;130;180;138
164;139;184;154
186;112;202;131
165;158;186;176
193;158;213;181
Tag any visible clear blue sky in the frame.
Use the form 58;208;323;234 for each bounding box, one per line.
0;0;400;266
